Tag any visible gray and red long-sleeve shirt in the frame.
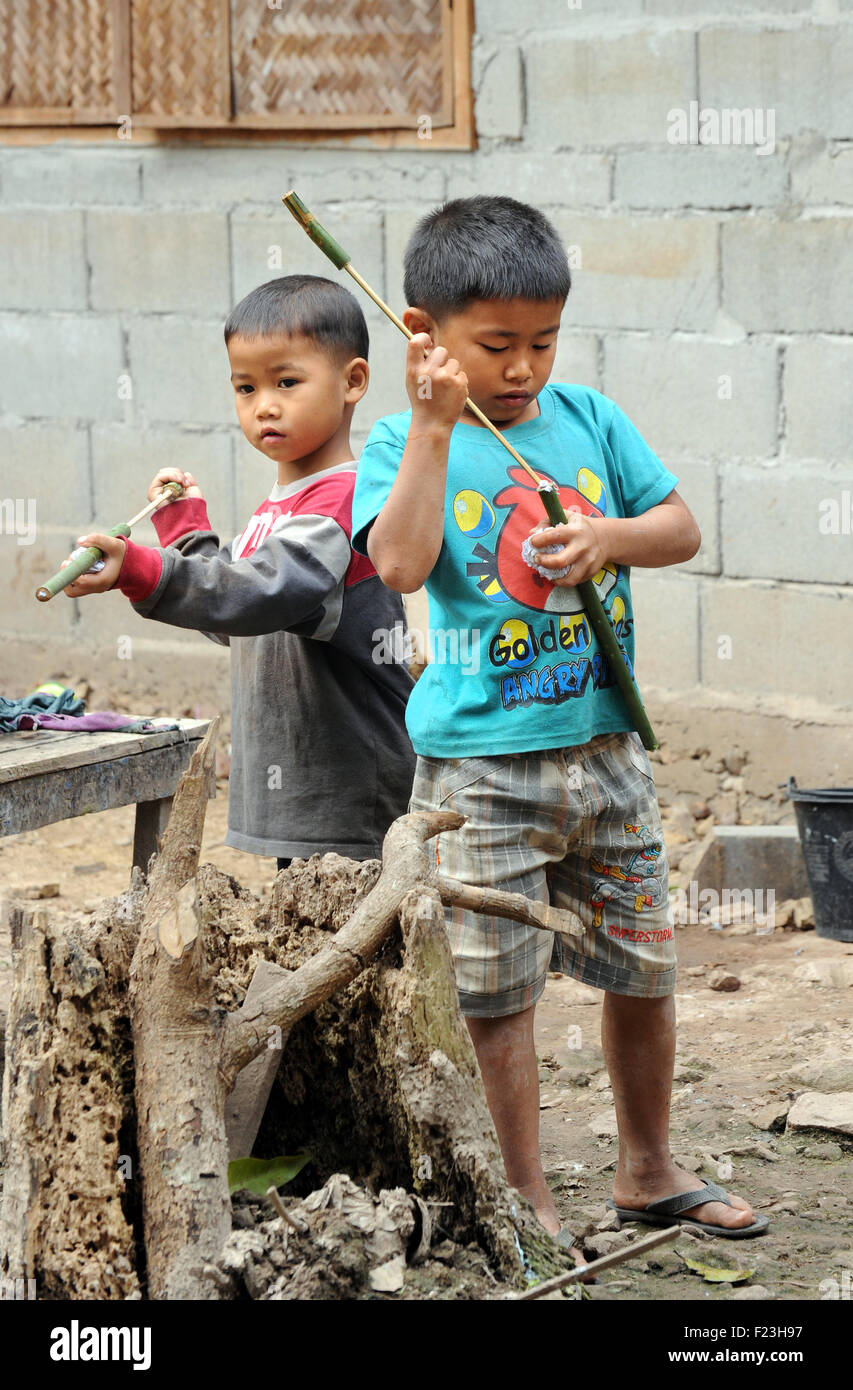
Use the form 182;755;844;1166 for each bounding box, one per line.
117;461;416;860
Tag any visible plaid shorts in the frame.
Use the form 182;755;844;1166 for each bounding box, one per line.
409;730;677;1017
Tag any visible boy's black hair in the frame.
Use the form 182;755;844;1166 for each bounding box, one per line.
224;274;369;362
403;195;571;319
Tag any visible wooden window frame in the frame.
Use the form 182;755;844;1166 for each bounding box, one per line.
0;0;475;150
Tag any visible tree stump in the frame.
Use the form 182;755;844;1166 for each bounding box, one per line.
0;728;572;1299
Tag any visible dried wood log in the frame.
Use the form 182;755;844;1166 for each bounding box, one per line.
1;734;575;1299
0;899;142;1299
381;887;569;1279
129;721;232;1301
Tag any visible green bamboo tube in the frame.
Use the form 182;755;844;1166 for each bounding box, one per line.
35;482;184;603
538;485;658;750
35;524;131;602
282;191;658;750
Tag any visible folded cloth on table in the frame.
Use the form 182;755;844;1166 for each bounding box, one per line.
0;686;84;729
13;711;180;733
0;687;179;734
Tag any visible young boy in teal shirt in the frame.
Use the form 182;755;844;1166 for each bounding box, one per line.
351;196;767;1258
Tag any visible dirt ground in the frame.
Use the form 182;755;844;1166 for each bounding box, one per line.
1;752;851;1303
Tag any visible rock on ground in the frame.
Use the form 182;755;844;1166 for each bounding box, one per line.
786;1091;853;1137
786;1058;853;1092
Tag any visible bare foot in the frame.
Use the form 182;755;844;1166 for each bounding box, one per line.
515;1178;561;1234
613;1162;759;1231
515;1180;591;1273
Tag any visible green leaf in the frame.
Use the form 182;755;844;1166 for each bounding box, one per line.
680;1253;755;1285
227;1153;311;1197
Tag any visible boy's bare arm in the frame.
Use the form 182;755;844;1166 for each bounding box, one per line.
367;333;468;593
529;490;701;585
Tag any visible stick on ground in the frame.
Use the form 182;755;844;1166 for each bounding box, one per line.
515;1224;681;1300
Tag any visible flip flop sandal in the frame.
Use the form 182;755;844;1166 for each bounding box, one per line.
606;1179;770;1238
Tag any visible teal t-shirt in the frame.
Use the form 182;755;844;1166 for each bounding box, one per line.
352;383;678;757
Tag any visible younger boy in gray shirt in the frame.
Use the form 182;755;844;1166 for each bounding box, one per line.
65;275;415;865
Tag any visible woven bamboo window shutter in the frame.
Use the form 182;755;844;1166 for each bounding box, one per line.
0;0;468;135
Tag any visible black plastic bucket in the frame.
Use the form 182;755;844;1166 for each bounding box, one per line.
786;777;853;943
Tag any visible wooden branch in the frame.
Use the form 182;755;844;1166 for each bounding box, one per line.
143;716;219;908
436;876;587;942
129;719;230;1301
220;810;462;1085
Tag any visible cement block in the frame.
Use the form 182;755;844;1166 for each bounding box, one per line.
0;423;90;528
230;207;385;309
0;314;124;420
475;46;523;140
126;317;234;427
603;335;778;459
525;30;695;149
784;338;853;461
695;825;810;905
614;147;787;210
385;208;422;307
477;0;643;26
90;425;236;541
87;210;231;314
140;146;444;206
700;580;853;709
649;0;807;11
722;218;853;333
350;314;411;437
0;528;79;641
663;457;719;577
0;211;87;310
0;150;141;205
720;462;853;587
791;144;853;205
551;332;600;390
700;26;853;141
628;571;701;690
280;156;445;206
554;213;719;331
445;150;611;207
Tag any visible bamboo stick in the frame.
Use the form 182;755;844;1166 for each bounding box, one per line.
516;1223;681;1299
35;482;184;602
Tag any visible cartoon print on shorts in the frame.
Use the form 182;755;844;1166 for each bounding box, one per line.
589;822;666;915
590;879;617;929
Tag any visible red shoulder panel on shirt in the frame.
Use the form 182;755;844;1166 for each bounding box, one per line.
287;470;378;587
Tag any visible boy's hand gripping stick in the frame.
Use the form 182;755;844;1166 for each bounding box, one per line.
282;191;657;751
35;481;185;602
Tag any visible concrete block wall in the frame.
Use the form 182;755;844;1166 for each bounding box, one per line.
0;0;851;722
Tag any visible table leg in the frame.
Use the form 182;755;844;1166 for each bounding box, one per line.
132;795;174;876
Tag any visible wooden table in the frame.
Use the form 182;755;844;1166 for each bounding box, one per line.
0;719;213;875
